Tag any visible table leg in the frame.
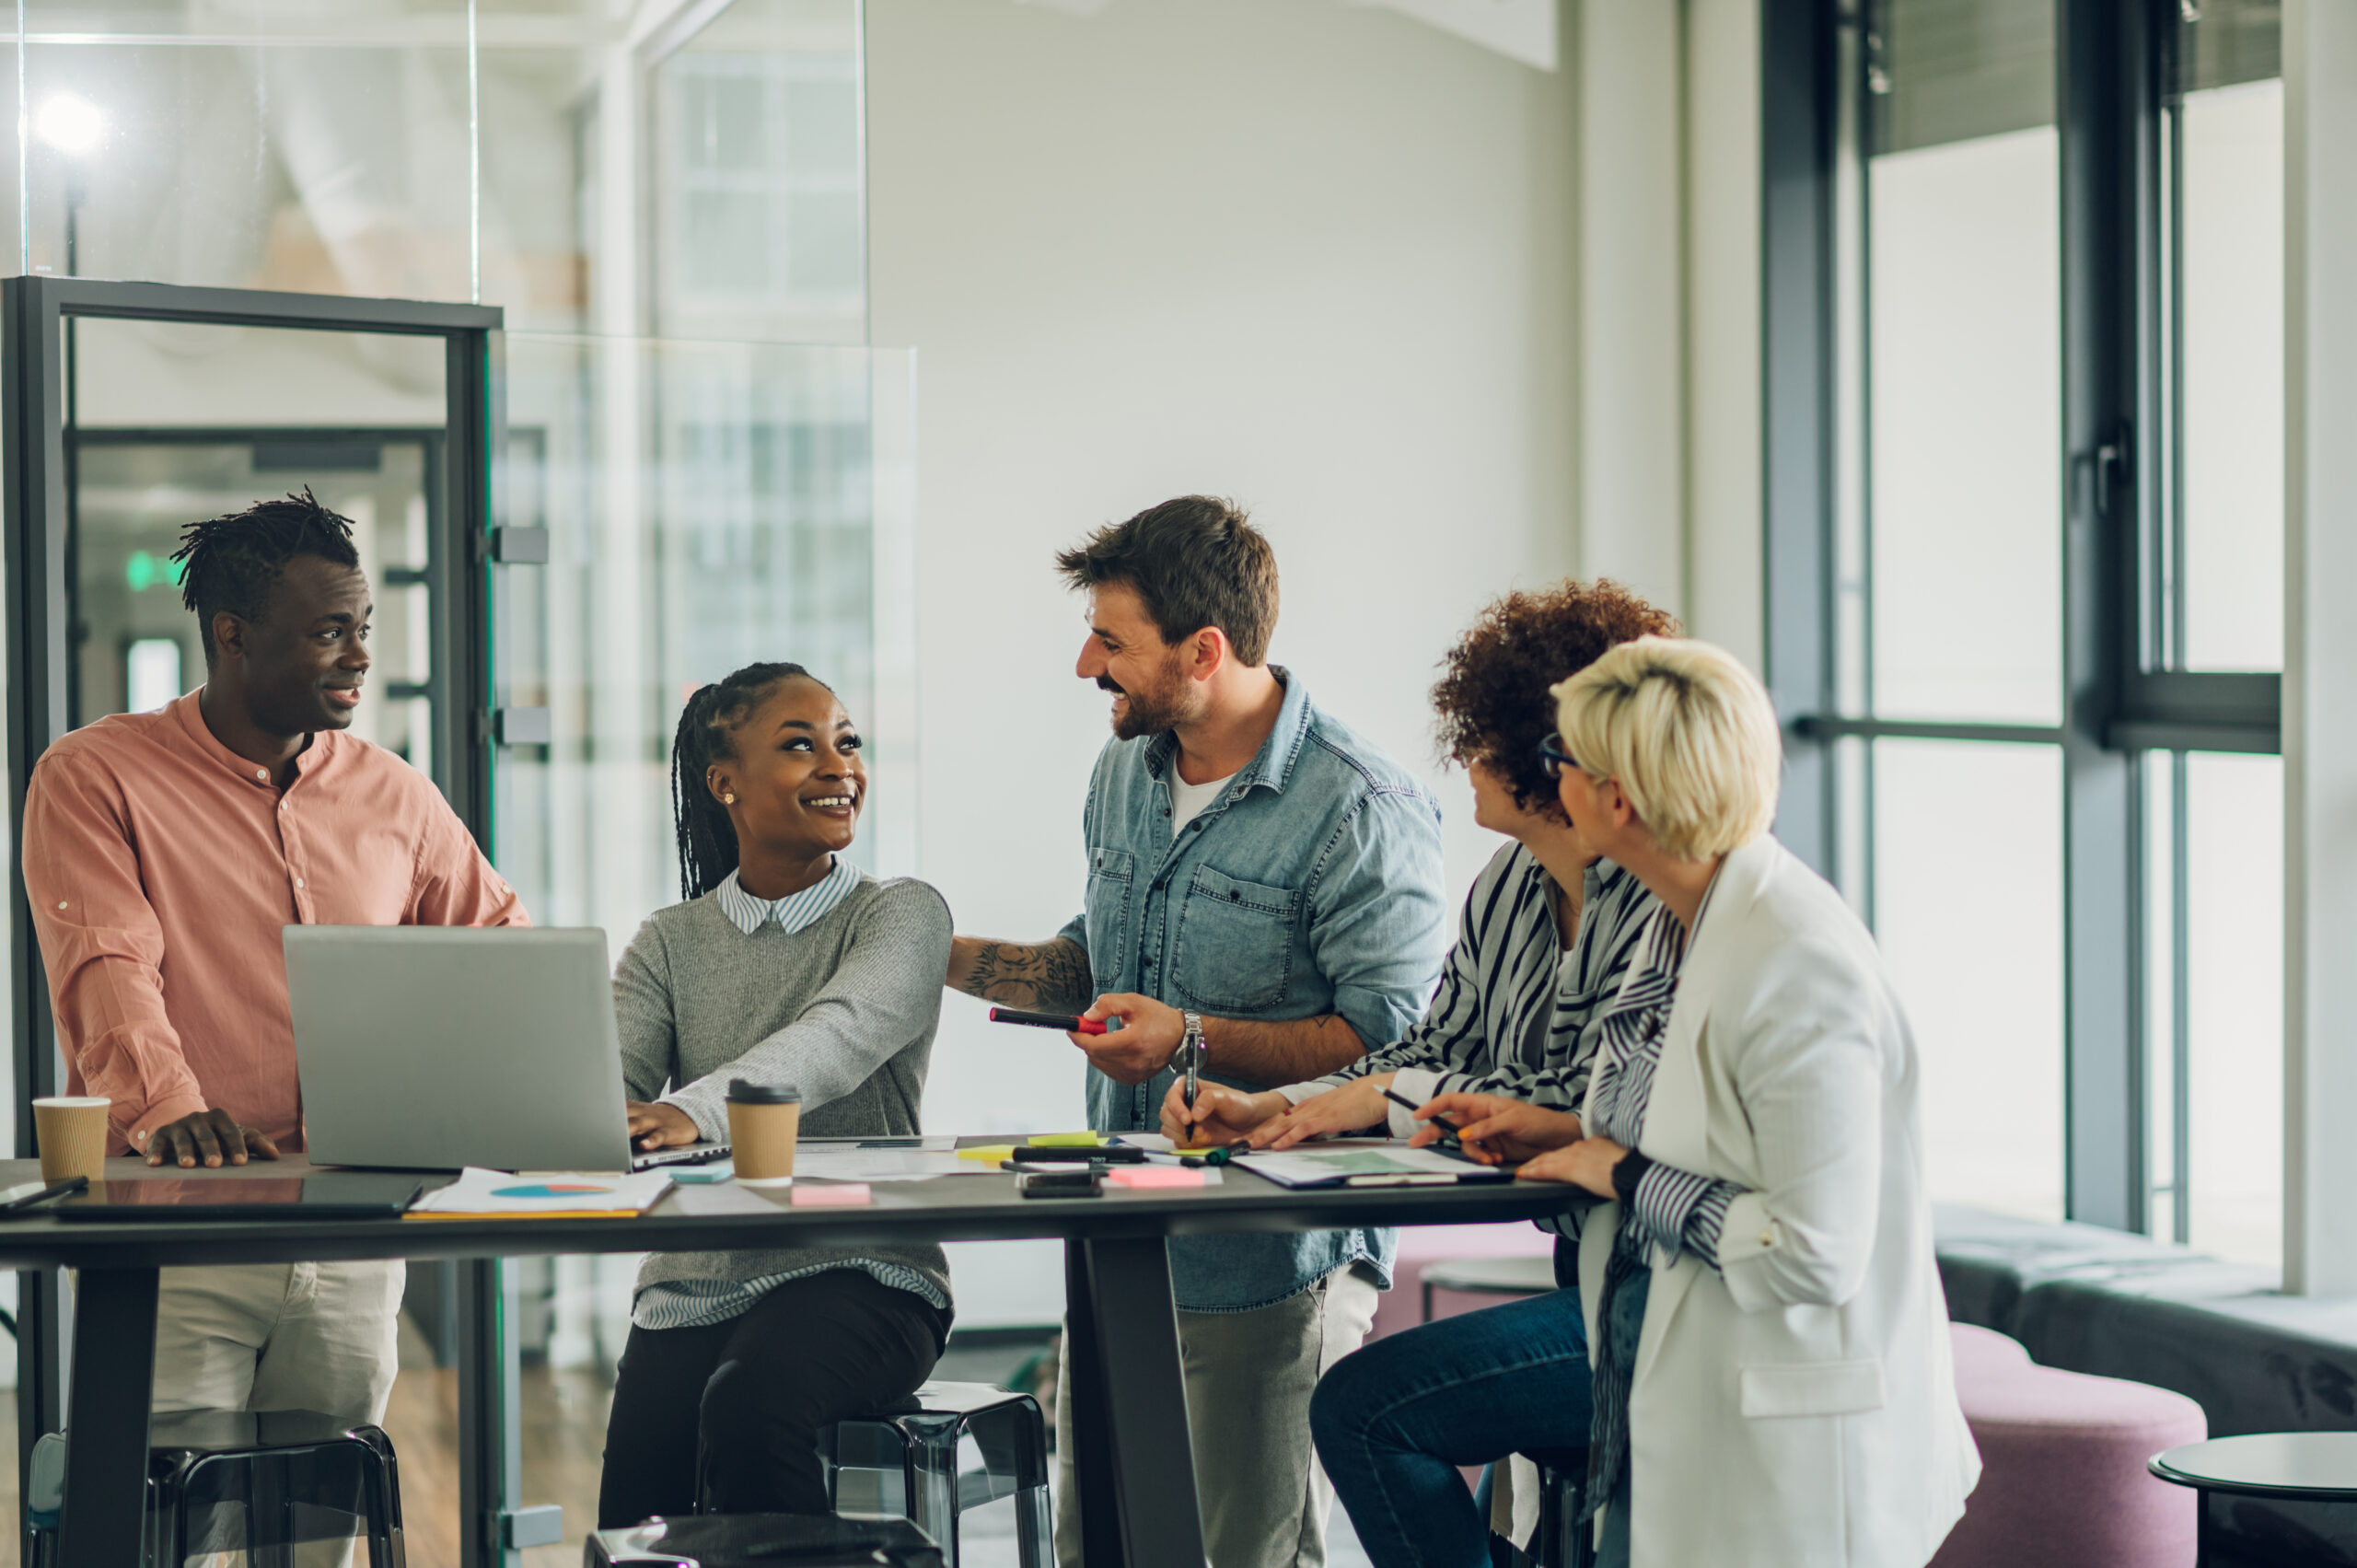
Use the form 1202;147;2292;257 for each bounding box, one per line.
2194;1486;2215;1568
1064;1237;1205;1568
57;1265;157;1568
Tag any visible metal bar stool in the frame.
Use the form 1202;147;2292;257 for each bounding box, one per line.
1511;1446;1592;1568
823;1380;1052;1568
26;1409;405;1568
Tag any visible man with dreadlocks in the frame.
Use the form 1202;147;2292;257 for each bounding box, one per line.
22;487;526;1429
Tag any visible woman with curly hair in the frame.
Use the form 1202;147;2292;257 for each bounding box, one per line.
1165;578;1677;1163
1159;580;1676;1568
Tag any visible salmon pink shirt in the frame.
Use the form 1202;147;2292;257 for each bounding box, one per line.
23;691;528;1155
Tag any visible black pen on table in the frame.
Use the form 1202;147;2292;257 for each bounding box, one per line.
1380;1086;1465;1147
0;1174;87;1213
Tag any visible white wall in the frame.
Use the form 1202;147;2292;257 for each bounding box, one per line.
1568;0;1766;669
1575;0;1686;619
1683;0;1764;671
865;0;1580;1320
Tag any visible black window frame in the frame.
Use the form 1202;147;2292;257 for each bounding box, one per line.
1762;0;2282;1237
1;276;504;1544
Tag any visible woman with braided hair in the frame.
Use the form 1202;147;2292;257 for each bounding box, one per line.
596;661;958;1527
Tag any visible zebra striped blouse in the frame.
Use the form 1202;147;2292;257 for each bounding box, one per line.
1276;839;1658;1232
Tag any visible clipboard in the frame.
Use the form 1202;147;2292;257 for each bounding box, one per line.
1228;1144;1511;1189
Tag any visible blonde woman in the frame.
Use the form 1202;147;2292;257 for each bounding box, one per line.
1384;637;1979;1567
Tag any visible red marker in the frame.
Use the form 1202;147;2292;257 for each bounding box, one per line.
989;1006;1109;1036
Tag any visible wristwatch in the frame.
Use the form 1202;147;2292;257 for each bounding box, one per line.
1179;1012;1206;1109
1611;1148;1653;1203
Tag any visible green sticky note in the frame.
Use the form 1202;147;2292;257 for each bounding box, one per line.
1028;1132;1105;1147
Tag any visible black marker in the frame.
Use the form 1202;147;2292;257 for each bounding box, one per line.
0;1175;88;1213
989;1006;1109;1037
1380;1086;1464;1146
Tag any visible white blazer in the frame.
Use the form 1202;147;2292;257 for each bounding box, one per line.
1576;834;1980;1568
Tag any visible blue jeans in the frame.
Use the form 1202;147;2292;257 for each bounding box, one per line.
1310;1251;1596;1568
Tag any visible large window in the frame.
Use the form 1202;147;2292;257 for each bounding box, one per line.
1771;0;2285;1268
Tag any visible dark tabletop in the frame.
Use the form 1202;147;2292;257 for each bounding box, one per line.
2150;1433;2357;1500
0;1150;1580;1270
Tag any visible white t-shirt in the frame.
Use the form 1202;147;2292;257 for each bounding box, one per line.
1169;769;1239;837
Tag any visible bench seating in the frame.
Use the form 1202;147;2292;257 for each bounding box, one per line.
1936;1205;2357;1567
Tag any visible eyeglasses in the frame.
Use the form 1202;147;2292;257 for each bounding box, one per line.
1536;732;1577;777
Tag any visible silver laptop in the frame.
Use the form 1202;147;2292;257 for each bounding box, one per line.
284;925;726;1173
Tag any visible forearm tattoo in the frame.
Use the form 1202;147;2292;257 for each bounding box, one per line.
962;937;1094;1013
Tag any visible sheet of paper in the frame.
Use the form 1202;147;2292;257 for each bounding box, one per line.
789;1147;983;1181
666;1181;795;1216
1229;1144;1493;1186
410;1167;671;1215
800;1135;957;1153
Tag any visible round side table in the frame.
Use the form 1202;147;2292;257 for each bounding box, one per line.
2148;1432;2357;1566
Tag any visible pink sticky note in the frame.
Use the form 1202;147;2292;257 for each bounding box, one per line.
788;1182;872;1206
1105;1167;1206;1191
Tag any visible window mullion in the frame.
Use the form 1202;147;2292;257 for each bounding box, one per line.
2057;0;2156;1234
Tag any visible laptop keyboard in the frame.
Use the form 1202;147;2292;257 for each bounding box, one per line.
632;1143;731;1172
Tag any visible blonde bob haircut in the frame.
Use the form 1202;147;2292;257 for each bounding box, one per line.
1550;636;1782;862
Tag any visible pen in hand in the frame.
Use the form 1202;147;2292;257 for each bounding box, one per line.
1380;1086;1465;1147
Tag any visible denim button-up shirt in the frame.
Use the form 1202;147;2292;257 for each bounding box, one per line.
1057;668;1449;1311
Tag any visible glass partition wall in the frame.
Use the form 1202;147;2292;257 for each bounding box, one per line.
3;4;905;1564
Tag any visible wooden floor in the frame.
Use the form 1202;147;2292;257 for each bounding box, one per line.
0;1325;1358;1568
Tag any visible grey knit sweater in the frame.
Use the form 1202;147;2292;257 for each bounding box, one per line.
614;874;954;1307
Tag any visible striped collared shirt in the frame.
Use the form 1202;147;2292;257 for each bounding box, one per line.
1301;843;1656;1107
1277;842;1657;1237
714;857;861;936
1586;905;1744;1267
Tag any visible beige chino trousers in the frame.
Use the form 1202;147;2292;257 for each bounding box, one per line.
1055;1262;1382;1568
149;1260;406;1421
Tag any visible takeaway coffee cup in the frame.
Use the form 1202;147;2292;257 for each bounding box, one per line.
33;1096;109;1185
727;1079;802;1186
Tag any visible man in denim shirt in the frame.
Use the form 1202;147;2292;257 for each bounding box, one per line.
947;496;1448;1568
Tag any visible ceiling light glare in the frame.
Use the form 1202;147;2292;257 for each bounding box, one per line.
37;94;104;157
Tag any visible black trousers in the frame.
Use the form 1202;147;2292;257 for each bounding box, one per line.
597;1266;952;1527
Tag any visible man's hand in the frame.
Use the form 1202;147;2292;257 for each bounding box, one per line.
1253;1075;1396;1150
144;1108;281;1168
1408;1093;1584;1165
627;1101;702;1151
1075;993;1186;1086
1516;1136;1628;1198
1160;1083;1286;1147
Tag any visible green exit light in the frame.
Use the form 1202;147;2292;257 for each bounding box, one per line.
124;552;188;593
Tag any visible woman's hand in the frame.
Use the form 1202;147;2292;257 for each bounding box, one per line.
1252;1075;1396;1149
1517;1136;1628;1197
1159;1083;1286;1147
626;1100;702;1151
1408;1093;1585;1165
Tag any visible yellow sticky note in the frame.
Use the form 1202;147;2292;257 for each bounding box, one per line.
958;1144;1020;1163
1028;1132;1106;1148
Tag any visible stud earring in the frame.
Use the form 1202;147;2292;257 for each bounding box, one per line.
722;792;737;805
